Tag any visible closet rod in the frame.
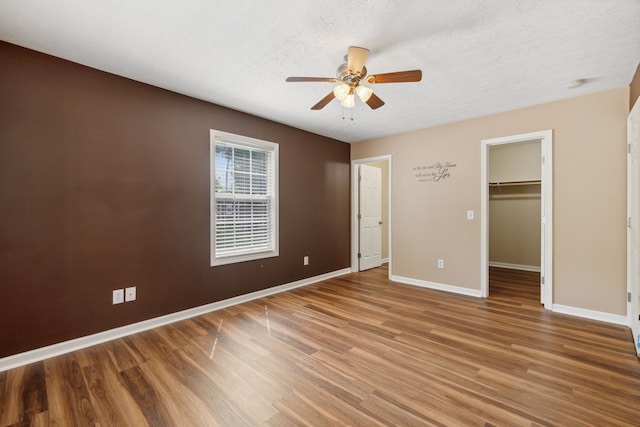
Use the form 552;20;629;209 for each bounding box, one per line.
490;193;540;200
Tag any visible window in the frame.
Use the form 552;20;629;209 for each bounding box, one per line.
210;130;278;266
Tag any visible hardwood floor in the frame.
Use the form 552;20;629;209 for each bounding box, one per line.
1;266;639;426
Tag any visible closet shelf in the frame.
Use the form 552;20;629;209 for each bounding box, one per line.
489;180;541;187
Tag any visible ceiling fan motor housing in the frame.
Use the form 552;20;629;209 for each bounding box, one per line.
336;57;367;84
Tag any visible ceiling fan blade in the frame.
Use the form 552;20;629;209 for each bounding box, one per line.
365;92;385;110
311;92;335;110
366;70;422;84
286;77;339;83
347;46;369;73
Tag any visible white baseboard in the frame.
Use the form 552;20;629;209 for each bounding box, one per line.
0;268;351;373
391;275;482;298
552;304;628;326
489;262;541;272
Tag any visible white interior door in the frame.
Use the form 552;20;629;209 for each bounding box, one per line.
359;164;382;271
627;101;640;356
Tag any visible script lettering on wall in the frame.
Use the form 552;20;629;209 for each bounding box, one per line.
413;161;457;183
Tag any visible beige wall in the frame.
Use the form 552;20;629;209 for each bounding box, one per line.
351;87;629;316
367;160;389;261
489;140;541;183
489;184;541;267
489;142;541;268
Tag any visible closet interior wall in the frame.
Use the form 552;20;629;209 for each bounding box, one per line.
489;141;542;271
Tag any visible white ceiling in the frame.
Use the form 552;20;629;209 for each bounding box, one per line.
1;1;639;143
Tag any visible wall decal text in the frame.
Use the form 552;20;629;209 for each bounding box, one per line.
413;161;457;183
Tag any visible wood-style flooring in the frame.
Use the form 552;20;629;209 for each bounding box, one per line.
1;266;639;426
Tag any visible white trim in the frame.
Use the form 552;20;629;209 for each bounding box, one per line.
391;275;482;298
210;129;280;266
393;275;626;326
381;258;390;264
351;155;393;277
0;268;351;373
552;304;628;326
489;262;541;272
481;130;553;309
541;133;553;308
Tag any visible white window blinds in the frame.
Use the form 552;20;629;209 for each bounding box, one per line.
210;131;278;265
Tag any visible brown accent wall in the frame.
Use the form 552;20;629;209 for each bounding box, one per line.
0;41;350;358
631;62;640;110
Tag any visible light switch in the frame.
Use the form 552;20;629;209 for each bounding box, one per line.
467;210;474;220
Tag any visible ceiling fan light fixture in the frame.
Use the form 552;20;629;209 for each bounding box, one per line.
341;93;355;108
333;83;351;101
356;84;373;102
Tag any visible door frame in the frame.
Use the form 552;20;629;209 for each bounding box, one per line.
627;100;640;355
351;155;392;275
480;130;553;309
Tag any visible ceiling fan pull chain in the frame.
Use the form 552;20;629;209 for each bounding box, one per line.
342;105;355;121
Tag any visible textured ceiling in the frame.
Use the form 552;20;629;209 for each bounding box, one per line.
1;1;639;143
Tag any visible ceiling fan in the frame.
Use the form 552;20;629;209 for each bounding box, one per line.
285;46;422;110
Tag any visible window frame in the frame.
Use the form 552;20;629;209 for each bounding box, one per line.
210;129;279;266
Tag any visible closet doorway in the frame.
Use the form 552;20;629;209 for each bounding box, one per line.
480;130;553;309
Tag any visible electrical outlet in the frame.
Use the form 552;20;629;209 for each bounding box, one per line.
467;210;474;220
125;286;136;302
437;259;445;269
112;289;124;305
303;256;309;265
